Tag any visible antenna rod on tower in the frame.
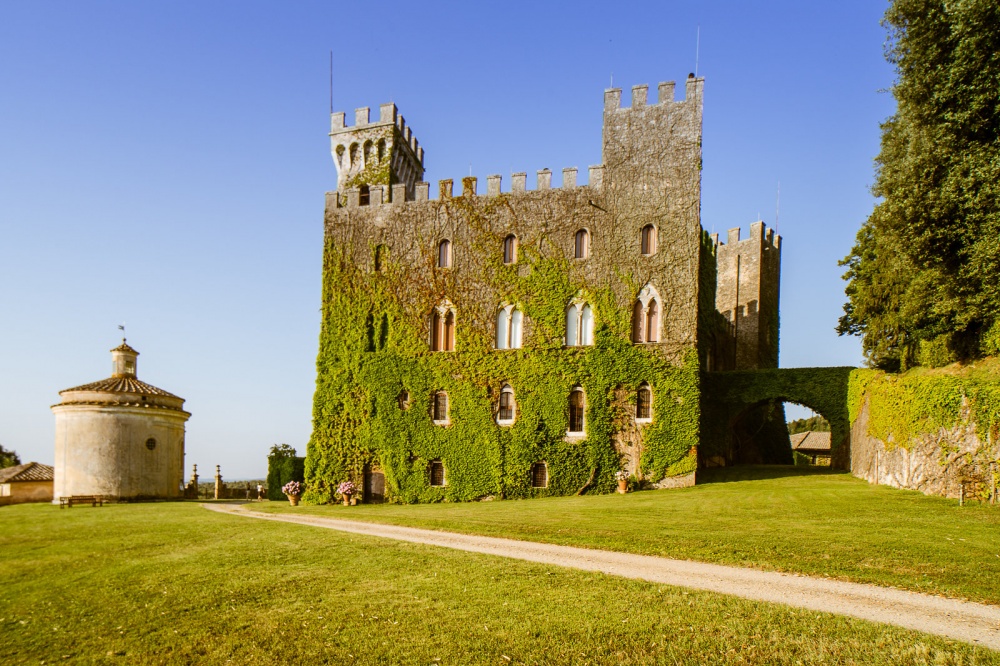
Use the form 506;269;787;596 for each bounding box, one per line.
775;180;781;236
329;50;333;115
695;26;700;77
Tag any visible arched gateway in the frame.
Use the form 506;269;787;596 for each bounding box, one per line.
701;367;855;470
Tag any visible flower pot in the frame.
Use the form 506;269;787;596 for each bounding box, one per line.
617;479;628;494
288;494;301;506
342;494;352;506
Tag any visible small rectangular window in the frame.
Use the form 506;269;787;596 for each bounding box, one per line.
531;462;548;488
429;461;445;486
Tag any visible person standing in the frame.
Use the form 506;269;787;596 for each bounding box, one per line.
256;483;263;501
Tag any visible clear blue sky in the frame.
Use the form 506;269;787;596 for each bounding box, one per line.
0;1;893;478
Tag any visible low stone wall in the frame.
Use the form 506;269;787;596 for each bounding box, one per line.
851;397;998;499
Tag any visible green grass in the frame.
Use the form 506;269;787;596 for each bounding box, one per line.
255;466;1000;605
1;502;996;664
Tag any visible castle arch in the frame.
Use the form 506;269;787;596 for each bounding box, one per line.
363;140;373;167
349;143;359;168
377;139;386;162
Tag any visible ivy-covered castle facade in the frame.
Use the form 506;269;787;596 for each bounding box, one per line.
305;75;781;504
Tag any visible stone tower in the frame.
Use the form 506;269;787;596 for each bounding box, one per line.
51;340;190;501
712;221;782;369
329;103;425;203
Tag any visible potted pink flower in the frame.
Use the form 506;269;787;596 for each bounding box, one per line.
615;470;630;494
337;481;357;506
282;480;303;506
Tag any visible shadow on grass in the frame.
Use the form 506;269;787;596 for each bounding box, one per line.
697;465;849;485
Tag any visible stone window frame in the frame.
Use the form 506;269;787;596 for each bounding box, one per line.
567;386;586;437
641;224;658;255
437;239;452;268
430;301;456;352
636;382;653;423
631;284;662;344
429;459;446;487
530;461;548;488
503;234;518;264
431;391;450;425
495;304;524;350
497;384;516;426
565;299;594;347
574;228;591;259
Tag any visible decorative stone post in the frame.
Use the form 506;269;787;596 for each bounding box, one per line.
214;465;223;500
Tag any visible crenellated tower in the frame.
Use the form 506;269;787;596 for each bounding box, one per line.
712;221;782;370
330;103;425;202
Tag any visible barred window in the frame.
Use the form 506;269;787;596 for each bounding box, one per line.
636;383;652;421
429;460;446;486
531;462;548;488
568;387;585;434
432;391;449;423
498;385;515;424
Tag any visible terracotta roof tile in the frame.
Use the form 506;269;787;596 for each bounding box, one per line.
60;376;179;398
0;462;54;483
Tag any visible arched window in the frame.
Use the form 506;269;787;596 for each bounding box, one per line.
432;391;449;423
377;139;386;162
530;462;548;488
429;459;446;486
437;239;452;268
632;300;644;343
632;285;661;345
574;229;590;259
497;384;515;425
568;387;585;434
641;224;657;255
349;143;359;168
335;144;345;169
495;305;524;349
580;304;594;346
374;244;387;272
363;140;373;166
503;234;518;264
566;302;594;347
645;300;659;343
431;304;456;352
636;383;652;421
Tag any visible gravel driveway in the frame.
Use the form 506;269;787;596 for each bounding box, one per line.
205;502;1000;651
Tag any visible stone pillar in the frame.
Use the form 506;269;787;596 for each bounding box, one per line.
214;465;223;500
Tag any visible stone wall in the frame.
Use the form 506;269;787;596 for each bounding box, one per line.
851;396;999;499
0;481;54;505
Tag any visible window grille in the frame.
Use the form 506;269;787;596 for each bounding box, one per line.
568;389;585;433
429;460;445;486
531;462;548;488
636;384;652;420
433;392;448;422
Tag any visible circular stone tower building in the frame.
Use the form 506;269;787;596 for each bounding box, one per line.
51;340;190;501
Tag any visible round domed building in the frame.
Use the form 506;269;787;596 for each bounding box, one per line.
52;340;190;501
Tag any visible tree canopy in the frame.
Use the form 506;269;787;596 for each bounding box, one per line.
0;444;21;469
838;0;1000;370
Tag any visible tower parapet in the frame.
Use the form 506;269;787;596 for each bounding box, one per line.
330;102;425;201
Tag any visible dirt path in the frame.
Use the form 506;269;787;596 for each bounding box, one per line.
205;503;1000;651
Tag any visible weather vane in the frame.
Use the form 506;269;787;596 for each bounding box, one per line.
118;323;126;342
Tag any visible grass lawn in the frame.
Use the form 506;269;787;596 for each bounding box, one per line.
1;502;997;664
255;466;1000;605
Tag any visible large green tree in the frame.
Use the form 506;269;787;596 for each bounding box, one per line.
0;444;21;469
838;0;1000;370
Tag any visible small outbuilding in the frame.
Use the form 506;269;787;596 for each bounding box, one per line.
51;340;190;501
790;431;832;465
0;462;55;505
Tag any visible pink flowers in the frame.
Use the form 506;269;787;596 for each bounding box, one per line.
337;481;357;496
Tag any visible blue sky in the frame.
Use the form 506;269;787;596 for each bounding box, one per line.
0;1;894;478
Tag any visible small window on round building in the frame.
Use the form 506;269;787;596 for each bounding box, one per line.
145;438;157;451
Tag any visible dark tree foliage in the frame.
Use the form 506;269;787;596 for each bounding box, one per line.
787;415;831;435
0;444;21;469
266;444;305;501
838;0;1000;369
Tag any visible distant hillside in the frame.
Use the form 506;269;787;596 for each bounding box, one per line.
787;415;830;435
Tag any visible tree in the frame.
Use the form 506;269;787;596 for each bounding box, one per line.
0;444;21;469
838;0;1000;369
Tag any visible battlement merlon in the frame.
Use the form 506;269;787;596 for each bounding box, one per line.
603;75;704;111
714;221;782;252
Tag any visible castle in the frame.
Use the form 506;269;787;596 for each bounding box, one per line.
306;75;782;503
